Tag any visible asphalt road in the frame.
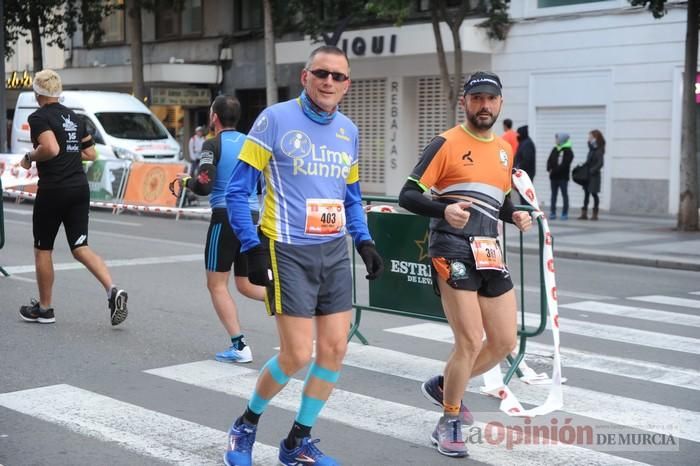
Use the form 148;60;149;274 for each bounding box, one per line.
1;202;698;466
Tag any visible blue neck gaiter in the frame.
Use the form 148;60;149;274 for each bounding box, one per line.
299;90;336;125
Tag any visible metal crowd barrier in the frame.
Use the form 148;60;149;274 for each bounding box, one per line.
4;160;202;219
349;195;549;385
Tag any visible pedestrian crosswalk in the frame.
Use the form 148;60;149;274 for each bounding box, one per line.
1;292;699;465
560;300;700;327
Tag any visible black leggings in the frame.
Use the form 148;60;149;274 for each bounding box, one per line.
583;188;599;209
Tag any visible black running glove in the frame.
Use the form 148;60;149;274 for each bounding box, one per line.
245;244;272;287
357;240;384;280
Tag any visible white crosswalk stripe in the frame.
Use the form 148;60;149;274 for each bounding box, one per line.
629;295;700;309
0;384;279;465
146;360;646;465
560;300;700;327
521;312;700;354
523;341;700;392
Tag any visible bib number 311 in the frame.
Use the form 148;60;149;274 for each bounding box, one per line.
469;236;504;270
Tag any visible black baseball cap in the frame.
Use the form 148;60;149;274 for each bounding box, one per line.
463;71;502;96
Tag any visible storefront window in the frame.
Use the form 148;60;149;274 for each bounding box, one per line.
538;0;608;7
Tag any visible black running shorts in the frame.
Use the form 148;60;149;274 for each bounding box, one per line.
431;256;513;298
33;184;90;251
204;208;257;275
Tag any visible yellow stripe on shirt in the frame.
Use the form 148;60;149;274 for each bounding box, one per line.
239;138;272;171
346;162;360;184
260;168;280;242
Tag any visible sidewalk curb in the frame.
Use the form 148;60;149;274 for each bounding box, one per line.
512;246;700;272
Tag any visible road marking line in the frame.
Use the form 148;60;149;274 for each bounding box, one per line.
344;340;697;442
4;254;202;275
520;312;699;354
523;341;700;392
1;207;32;215
0;384;279;465
518;285;612;301
561;301;700;327
386;322;700;385
146;360;646;465
629;295;700;309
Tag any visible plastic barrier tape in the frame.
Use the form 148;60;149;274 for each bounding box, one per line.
480;168;564;417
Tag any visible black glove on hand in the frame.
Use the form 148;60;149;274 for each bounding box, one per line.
357;240;384;280
245;244;272;287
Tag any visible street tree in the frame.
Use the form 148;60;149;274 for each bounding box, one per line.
124;0;146;101
263;0;278;106
419;0;510;126
285;0;510;127
3;0;112;71
630;0;698;230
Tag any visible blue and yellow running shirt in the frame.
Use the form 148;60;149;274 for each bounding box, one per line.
226;98;371;251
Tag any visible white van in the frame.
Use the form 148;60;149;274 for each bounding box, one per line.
11;91;181;161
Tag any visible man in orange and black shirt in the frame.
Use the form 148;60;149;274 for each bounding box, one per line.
399;71;532;458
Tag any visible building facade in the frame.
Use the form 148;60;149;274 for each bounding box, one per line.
3;0;695;214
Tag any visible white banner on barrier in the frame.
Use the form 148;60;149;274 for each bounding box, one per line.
0;153;39;188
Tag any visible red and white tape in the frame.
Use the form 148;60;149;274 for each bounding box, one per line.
480;168;564;417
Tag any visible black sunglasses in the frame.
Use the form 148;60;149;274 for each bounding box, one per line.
306;68;349;82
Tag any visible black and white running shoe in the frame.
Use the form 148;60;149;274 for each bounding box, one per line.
108;287;128;326
19;299;55;323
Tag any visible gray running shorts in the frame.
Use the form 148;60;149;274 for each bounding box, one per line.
264;235;352;318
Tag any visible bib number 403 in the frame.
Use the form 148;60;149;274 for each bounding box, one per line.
305;199;346;236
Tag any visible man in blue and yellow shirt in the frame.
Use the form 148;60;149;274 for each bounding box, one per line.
224;45;383;466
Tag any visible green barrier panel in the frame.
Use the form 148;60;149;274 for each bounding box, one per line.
368;212;444;318
0;177;9;276
86;160;129;202
350;196;548;385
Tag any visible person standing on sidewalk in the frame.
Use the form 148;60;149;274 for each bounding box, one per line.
579;129;605;220
18;69;128;326
188;125;206;176
547;132;574;220
222;45;383;466
513;124;536;204
398;71;532;458
514;125;535;181
501;118;518;155
175;95;265;363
